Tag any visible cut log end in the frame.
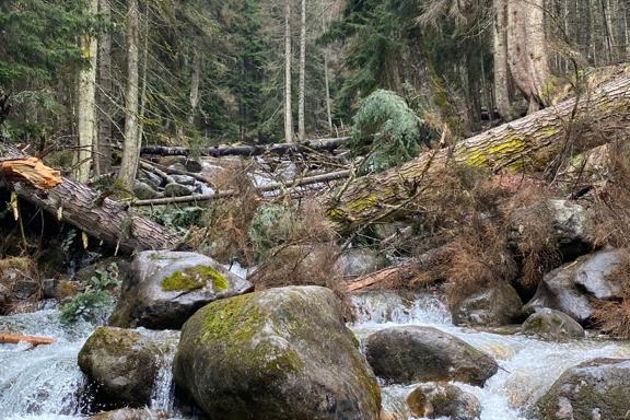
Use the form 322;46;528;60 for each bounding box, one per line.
0;157;62;189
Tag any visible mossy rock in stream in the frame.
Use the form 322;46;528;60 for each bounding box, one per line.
173;286;381;420
89;408;169;420
534;358;630;420
406;383;481;420
78;326;179;408
109;251;252;329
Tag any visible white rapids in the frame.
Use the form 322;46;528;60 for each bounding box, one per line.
349;291;630;420
2;291;630;419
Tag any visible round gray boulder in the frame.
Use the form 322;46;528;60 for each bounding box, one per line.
406;383;481;420
173;286;381;420
109;251;253;329
452;281;524;327
364;326;498;386
522;308;585;340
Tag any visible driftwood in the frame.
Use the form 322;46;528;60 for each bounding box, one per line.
0;333;55;346
327;68;630;231
131;169;351;206
141;136;350;157
344;265;420;293
0;144;180;253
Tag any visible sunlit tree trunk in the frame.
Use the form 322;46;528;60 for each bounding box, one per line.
507;0;551;113
298;0;306;141
493;0;512;119
118;0;140;190
188;49;201;125
76;0;98;182
96;0;112;175
324;48;333;133
284;0;294;143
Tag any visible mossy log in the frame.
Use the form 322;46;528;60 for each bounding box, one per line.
327;69;630;231
0;144;180;253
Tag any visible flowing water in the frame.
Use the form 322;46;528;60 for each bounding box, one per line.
2;291;630;419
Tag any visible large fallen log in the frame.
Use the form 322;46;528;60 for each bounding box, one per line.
327;67;630;231
0;144;180;253
141;136;350;157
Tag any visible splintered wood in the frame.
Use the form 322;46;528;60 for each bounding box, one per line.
0;157;62;189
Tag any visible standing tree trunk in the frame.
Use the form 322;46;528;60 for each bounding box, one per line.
136;7;149;150
324;48;333;133
493;0;512;119
507;0;551;113
284;0;294;144
297;0;306;141
96;0;112;175
76;0;98;182
188;49;201;125
118;0;140;190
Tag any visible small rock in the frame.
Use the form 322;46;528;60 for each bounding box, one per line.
365;326;498;386
109;251;253;329
133;181;162;200
535;358;630;419
171;174;196;185
336;248;387;279
0;257;41;315
163;182;193;197
406;383;481;420
138;170;163;190
522;308;585;339
524;249;623;324
78;327;179;408
452;281;524;327
173;286;381;420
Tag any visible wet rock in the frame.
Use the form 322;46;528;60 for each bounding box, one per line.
0;257;41;314
452;281;524;327
522;308;585;339
173;286;381;420
336;248;387;279
89;408;169;420
109;251;253;329
171;174;196;185
133;181;162;200
406;383;481;420
535;358;630;420
163;182;193;197
523;249;623;324
78;326;179;408
364;326;498;386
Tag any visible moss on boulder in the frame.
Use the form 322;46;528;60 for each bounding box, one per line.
109;251;252;329
173;286;381;420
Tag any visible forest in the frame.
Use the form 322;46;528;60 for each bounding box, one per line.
0;0;629;419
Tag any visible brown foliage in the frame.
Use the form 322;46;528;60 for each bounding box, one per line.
592;253;630;339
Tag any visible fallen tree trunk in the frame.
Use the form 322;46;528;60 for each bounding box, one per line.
0;333;55;346
0;144;180;253
327;68;630;231
141;136;350;157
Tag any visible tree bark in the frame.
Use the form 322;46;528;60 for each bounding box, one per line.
284;0;294;143
507;0;551;113
140;136;349;157
189;49;201;125
327;70;630;231
118;0;140;190
96;0;112;175
0;144;180;253
493;0;512;119
324;49;333;133
76;0;98;182
298;0;306;141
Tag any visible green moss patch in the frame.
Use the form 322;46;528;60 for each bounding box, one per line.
161;265;230;292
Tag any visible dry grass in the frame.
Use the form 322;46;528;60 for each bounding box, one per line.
592;253;630;338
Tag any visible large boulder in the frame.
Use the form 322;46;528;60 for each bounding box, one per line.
452;281;523;327
89;409;169;420
535;358;630;419
406;383;481;420
523;249;623;324
173;286;381;420
521;308;585;340
510;199;593;260
364;326;498;386
78;327;179;407
109;251;253;329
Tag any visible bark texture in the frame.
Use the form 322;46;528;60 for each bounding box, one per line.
76;0;99;182
118;0;140;190
1;146;180;253
284;0;294;143
493;0;511;119
97;0;112;175
298;0;306;141
327;69;630;231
